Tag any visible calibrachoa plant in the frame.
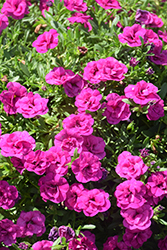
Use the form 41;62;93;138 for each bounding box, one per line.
0;0;167;249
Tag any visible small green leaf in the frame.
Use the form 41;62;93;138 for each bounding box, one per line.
82;224;96;230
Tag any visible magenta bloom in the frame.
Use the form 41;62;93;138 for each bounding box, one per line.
64;0;87;12
118;24;147;47
103;235;130;250
95;0;121;10
58;226;75;242
1;0;31;19
45;146;71;176
116;151;148;180
124;80;159;105
24;150;48;175
146;171;167;198
45;67;75;85
77;188;111;217
158;30;167;43
114;179;146;210
135;9;163;27
32;29;59;53
71;152;103;183
10;157;26;174
103;93;131;125
69;237;98;250
79;231;96;243
67;12;93;32
0;82;27;115
16;92;49;118
82;134;106;160
65;183;85;212
0;180;18;209
63;74;87;98
0;131;36;159
146;98;164;120
75;88;102;112
121;204;154;231
63;113;94;136
17;210;46;238
0;14;8;35
158;236;167;250
39;0;54;17
54;129;84;156
123;228;152;249
32;240;53;250
0;219;20;246
83;57;128;84
38;173;69;203
148;39;167;65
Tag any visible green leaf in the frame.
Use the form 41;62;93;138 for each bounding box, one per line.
82;224;96;230
122;99;133;105
158;219;167;226
159;82;167;99
19;63;30;77
52;237;60;248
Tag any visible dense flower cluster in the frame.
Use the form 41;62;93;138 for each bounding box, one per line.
135;9;164;27
1;0;31;19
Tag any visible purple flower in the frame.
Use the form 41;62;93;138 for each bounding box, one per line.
0;14;8;35
58;226;75;242
32;240;53;250
71;152;103;183
124;80;159;105
82;134;106;160
75;88;102;112
64;0;87;12
18;243;29;250
38;173;69;203
64;183;85;212
54;129;84;156
114;179;147;210
129;57;139;67
102;93;131;125
103;235;130;250
116;151;149;179
123;228;152;249
0;131;36;159
69;237;98;250
158;30;167;43
0;219;20;246
1;0;31;20
45;146;71;176
24;150;48;175
135;9;163;27
32;29;59;53
10;157;26;174
158;235;167;250
77;188;111;217
83;57;128;84
139;148;149;157
121;204;154;230
0;82;27;115
63;113;94;136
67;12;93;32
15;92;49;118
95;0;121;10
45;67;75;85
48;227;59;241
0;180;19;209
146;67;154;75
147;39;167;65
146;98;164;120
17;210;46;238
39;0;54;17
63;74;87;98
